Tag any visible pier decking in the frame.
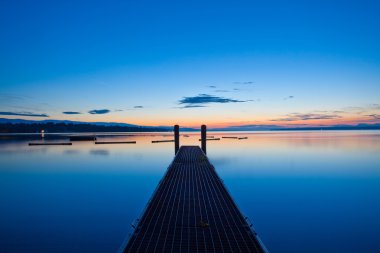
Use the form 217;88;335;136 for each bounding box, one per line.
123;146;266;253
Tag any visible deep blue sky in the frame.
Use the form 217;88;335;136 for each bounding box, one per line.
1;0;379;126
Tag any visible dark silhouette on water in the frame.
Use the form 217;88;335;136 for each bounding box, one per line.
198;138;220;141
69;136;97;141
29;142;72;146
201;124;207;154
94;141;136;144
174;125;180;154
152;140;175;143
0;121;170;133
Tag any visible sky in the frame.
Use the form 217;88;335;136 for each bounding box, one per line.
0;0;380;128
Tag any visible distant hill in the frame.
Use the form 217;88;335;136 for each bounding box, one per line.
0;118;171;133
0;118;139;127
1;118;379;133
211;123;380;131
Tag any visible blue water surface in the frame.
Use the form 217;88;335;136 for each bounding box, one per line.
0;131;379;253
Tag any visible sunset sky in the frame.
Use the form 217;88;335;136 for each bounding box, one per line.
1;0;379;128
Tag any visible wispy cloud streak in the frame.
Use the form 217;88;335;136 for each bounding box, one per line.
88;109;110;114
63;111;81;115
178;105;208;109
284;95;294;100
0;111;49;117
233;81;253;84
178;94;247;106
367;114;380;120
271;113;341;122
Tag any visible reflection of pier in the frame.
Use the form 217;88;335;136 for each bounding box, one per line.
121;126;267;253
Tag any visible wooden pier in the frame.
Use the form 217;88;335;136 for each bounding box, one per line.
95;141;136;144
198;138;221;141
122;145;266;253
29;142;72;146
152;140;175;143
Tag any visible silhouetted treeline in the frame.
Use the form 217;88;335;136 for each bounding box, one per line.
0;123;169;133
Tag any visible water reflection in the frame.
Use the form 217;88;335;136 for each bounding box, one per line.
0;131;379;253
89;149;110;156
63;149;80;155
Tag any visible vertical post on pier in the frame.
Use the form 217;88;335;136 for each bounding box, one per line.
174;125;179;155
201;124;207;154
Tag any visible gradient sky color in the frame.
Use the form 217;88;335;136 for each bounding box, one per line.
1;0;379;127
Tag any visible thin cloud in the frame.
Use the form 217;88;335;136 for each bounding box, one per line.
178;94;247;106
88;109;110;114
369;104;380;110
178;105;208;109
340;105;380;115
233;81;254;84
134;106;144;109
63;111;81;115
367;114;380;120
342;106;364;114
284;95;294;100
208;85;217;88
228;124;281;128
0;111;49;117
215;89;229;93
0;94;25;101
271;113;341;122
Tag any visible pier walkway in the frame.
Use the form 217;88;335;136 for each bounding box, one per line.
122;146;266;253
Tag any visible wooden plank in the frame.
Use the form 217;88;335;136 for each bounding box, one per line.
29;142;72;146
95;141;136;144
152;140;175;143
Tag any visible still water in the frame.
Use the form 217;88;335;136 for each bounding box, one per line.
0;131;379;253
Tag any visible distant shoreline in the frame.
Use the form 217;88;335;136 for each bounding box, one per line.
1;128;380;135
1;119;380;133
0;122;170;134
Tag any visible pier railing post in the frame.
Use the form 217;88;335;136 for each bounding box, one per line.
201;124;207;154
174;125;179;154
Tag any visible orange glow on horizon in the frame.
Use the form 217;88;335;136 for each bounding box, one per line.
60;114;379;129
6;110;378;129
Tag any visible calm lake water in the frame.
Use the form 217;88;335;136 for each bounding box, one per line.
1;131;379;253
